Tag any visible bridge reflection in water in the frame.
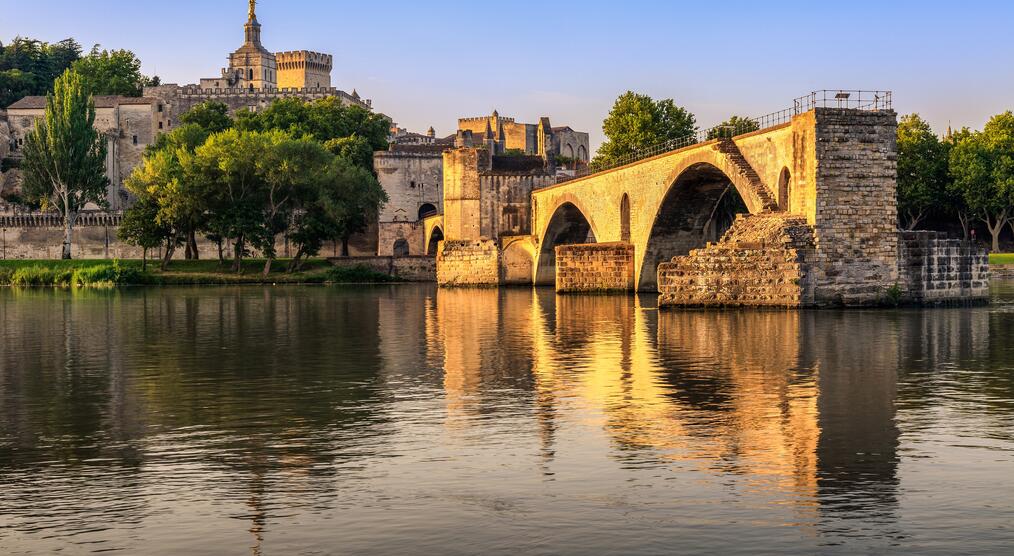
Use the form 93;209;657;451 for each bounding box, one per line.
419;287;994;539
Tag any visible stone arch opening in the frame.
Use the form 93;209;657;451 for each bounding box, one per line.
535;202;597;286
778;167;791;211
638;163;749;291
427;226;444;257
393;238;410;257
418;203;438;220
563;144;574;158
620;193;631;242
577;145;587;162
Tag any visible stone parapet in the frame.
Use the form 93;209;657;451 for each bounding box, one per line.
556;242;633;293
658;214;817;307
898;231;989;305
436;239;500;286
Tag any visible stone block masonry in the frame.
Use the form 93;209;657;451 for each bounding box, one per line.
556;242;633;293
658;214;817;307
328;256;436;282
436;240;500;286
898;231;989;305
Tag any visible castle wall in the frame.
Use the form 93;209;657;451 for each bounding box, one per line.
377;222;425;257
327;255;435;281
442;148;484;241
375;150;443;223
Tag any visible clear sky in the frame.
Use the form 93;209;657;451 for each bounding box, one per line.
4;0;1013;150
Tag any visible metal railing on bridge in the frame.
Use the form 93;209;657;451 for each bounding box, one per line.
554;89;892;185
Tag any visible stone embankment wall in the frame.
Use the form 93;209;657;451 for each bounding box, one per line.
556;242;633;293
898;231;990;304
436;239;499;286
993;265;1014;279
328;256;435;281
657;214;817;307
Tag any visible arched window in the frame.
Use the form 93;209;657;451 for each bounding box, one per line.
778;167;791;211
577;145;588;162
620;193;631;242
563;144;574;158
393;239;410;257
418;203;438;220
248;68;254;81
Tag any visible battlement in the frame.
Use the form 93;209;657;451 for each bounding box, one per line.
459;115;516;124
170;85;370;108
275;50;333;69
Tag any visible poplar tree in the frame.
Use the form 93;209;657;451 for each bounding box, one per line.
21;69;108;259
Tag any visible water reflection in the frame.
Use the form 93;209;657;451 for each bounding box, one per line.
0;285;1012;554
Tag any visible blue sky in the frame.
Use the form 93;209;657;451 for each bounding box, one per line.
4;0;1013;150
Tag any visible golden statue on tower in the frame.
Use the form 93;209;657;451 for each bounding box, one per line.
248;0;256;21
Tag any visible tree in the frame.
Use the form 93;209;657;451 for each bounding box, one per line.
72;46;155;97
593;91;697;169
950;112;1014;251
706;115;759;140
180;101;233;134
21;69;108;259
896;114;949;230
0;36;81;107
235;96;390;170
118;195;168;270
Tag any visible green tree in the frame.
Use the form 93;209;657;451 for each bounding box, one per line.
950;112;1014;251
235;96;389;169
593;91;697;169
896;114;949;230
118;195;168;270
71;46;155;97
943;127;974;238
0;37;82;107
21;69;108;259
179;101;233;133
706;115;759;140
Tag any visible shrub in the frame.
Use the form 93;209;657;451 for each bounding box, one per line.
324;265;394;283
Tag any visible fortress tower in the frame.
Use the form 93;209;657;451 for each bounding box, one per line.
223;0;278;91
276;51;333;89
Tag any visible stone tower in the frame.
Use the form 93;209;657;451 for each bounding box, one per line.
225;0;278;90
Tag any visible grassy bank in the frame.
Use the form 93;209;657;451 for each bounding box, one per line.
0;259;397;286
990;253;1014;265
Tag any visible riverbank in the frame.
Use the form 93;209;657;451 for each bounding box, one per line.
0;259;398;286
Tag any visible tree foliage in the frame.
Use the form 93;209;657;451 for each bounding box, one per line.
949;112;1014;251
21;69;109;259
0;37;82;107
897;114;949;230
706;115;759;140
593;91;697;169
71;46;156;97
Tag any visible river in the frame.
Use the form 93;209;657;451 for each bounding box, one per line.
1;283;1013;554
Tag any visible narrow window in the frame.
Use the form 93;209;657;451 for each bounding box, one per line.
158;121;163;130
157;104;163;113
132;135;138;145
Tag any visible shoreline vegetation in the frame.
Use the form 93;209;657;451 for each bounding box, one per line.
0;259;399;287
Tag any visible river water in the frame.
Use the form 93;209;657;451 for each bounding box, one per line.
1;283;1013;555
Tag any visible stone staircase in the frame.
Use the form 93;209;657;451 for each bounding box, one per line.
657;213;817;307
715;139;779;212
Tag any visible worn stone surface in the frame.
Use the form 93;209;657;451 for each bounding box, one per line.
556;242;634;293
436;239;500;286
898;231;990;304
658;213;817;307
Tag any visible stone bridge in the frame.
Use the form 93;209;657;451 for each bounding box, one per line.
436;107;991;307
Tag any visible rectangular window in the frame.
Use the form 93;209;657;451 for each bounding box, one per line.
132;135;138;145
167;120;171;127
158;121;163;130
158;104;163;113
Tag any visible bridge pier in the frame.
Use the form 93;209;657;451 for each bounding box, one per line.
556;242;634;293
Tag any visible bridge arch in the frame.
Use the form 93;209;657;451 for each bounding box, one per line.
534;200;599;286
637;161;751;290
426;226;444;256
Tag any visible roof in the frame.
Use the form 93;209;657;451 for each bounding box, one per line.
7;95;156;110
551;126;574;133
